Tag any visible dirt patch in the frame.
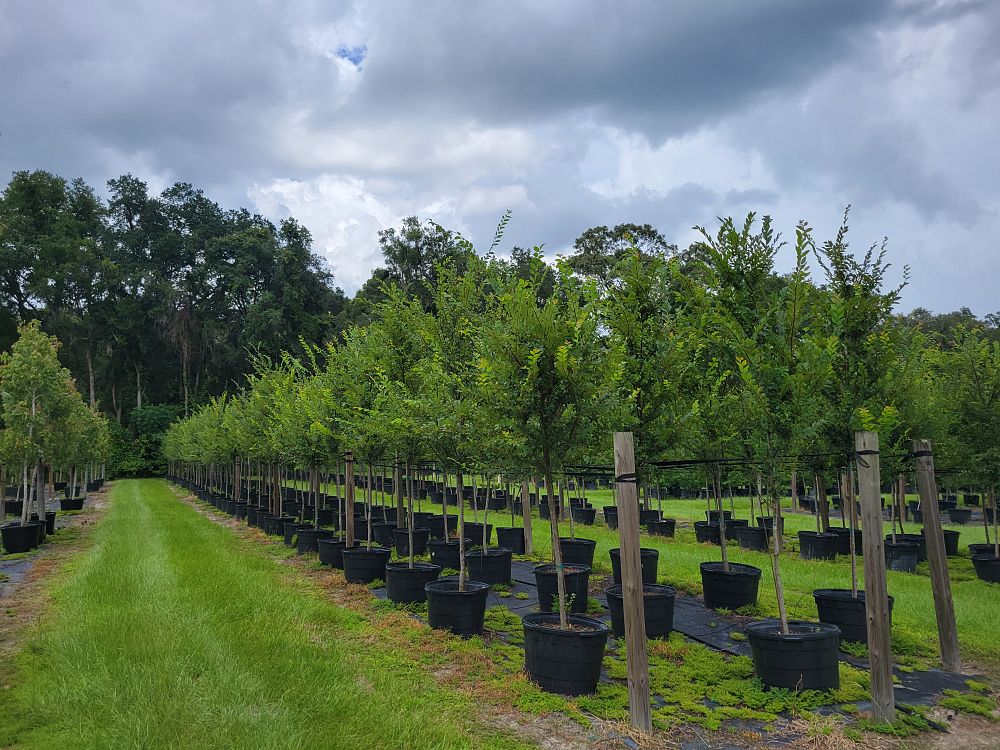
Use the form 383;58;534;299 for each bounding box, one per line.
0;487;111;668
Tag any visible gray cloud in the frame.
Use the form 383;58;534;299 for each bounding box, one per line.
1;0;998;313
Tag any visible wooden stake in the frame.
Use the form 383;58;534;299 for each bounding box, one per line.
912;439;960;672
613;432;651;733
520;478;533;555
344;452;355;548
855;431;895;724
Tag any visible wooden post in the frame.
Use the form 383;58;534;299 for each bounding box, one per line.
613;432;651;733
344;452;355;548
520;478;533;555
855;431;895;724
913;439;960;672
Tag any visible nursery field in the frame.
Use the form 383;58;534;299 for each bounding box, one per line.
0;480;532;750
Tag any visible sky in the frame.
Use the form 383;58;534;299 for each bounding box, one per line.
1;0;998;313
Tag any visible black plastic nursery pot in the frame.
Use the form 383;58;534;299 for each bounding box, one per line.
969;543;996;557
284;522;306;547
734;524;769;551
949;508;972;525
44;511;56;535
756;516;784;535
558;537;596;567
694;521;720;545
971;554;1000;584
464;547;512;585
463;522;493;546
496;526;527;554
639;509;661;525
609;547;658;585
427;514;459;539
317;539;356;568
603;508;618;530
534;563;591;613
393;527;430;557
411;511;436;527
297;527;335;555
887;533;926;563
428;539;470;570
570;506;596;525
425;577;490;636
938;499;957;512
745;620;841;690
247;507;260;526
224;499;237;515
828;527;862;556
647;518;675;537
59;497;84;511
234;503;248;520
3;499;24;517
798;531;837;560
341;546;391;584
706;510;733;523
522;612;609;696
270;515;297;537
1;522;40;553
884;540;920;573
372;522;398;548
813;589;893;643
538;503;559;520
605;583;676;639
385;562;441;603
964;493;981;506
700;562;761;610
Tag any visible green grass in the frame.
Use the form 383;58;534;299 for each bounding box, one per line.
0;479;531;750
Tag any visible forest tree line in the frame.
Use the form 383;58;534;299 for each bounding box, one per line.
1;169;997;475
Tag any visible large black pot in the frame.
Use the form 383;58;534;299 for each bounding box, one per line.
756;516;785;535
1;522;40;553
884;541;919;572
224;499;237;515
43;511;56;535
694;521;720;545
464;547;512;585
813;589;893;643
938;499;958;512
534;563;591;613
639;509;661;525
798;531;837;561
571;506;596;525
538;502;559;520
247;507;261;526
559;538;596;567
372;522;398;548
605;583;675;639
59;497;84;511
700;562;761;610
393;527;430;557
522;612;609;695
609;548;658;585
949;508;972;525
734;525;769;551
921;527;959;557
428;539;471;570
647;518;675;537
463;522;493;547
972;554;1000;583
706;510;733;524
317;538;356;568
385;562;441;603
427;515;459;539
603;507;618;530
887;533;926;563
297;527;335;554
234;503;248;520
745;620;841;690
425;577;490;636
285;522;306;547
496;526;527;555
411;511;436;527
829;527;862;556
969;543;996;557
341;546;391;584
963;493;981;506
3;499;25;517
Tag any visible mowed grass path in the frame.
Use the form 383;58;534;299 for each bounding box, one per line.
0;479;529;750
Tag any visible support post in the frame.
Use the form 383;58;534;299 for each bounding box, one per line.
913;439;960;672
855;431;895;724
345;452;355;548
520;478;533;555
613;432;651;733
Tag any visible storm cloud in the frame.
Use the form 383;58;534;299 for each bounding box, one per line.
1;0;997;311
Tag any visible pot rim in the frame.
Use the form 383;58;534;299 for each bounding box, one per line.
385;561;442;573
699;561;762;577
745;619;840;642
609;547;659;557
341;546;391;556
558;537;597;547
522;611;610;637
971;553;1000;561
604;583;676;599
425;577;490;594
798;531;838;539
533;562;591;575
464;546;512;558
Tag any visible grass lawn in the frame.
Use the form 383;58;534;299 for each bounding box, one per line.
373;485;1000;676
0;479;532;750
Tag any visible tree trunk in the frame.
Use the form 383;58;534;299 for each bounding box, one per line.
544;451;568;630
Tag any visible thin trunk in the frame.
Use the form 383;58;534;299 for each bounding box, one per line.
769;471;789;634
545;457;568;630
457;469;467;592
